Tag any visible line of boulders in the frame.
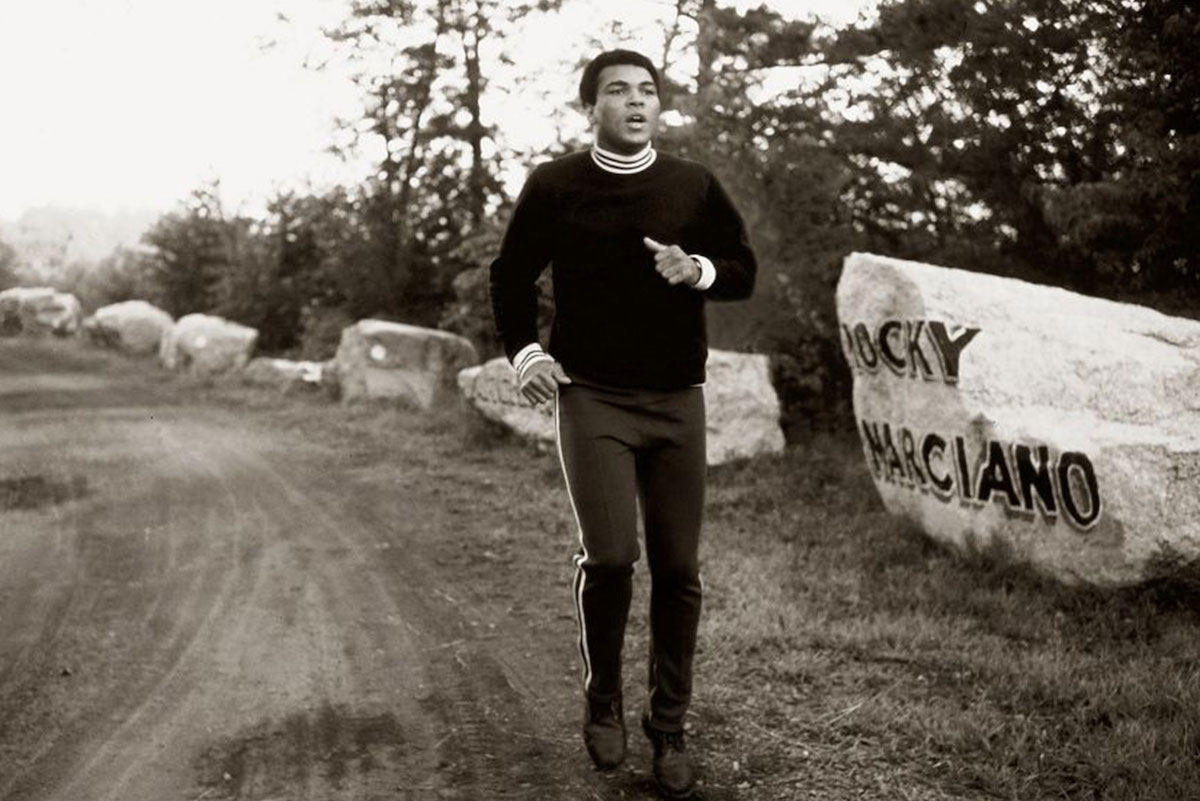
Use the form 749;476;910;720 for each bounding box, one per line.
1;286;785;466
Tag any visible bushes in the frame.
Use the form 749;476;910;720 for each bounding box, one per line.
294;305;357;362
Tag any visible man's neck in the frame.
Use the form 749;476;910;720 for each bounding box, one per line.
590;142;657;174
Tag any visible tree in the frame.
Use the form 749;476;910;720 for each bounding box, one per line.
64;246;157;312
141;184;233;317
317;0;559;323
1041;0;1200;303
822;0;1199;310
0;237;18;291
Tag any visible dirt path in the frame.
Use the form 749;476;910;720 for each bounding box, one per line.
0;340;679;801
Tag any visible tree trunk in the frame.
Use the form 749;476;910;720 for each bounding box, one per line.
462;7;486;226
695;0;717;105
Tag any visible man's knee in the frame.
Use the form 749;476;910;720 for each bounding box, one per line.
577;542;640;573
648;559;700;590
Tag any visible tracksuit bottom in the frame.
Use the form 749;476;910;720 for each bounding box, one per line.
554;380;705;734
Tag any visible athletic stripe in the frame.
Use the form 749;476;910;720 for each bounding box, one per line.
517;353;552;379
572;555;590;691
517;349;547;367
513;342;544;367
591;150;656;173
590;143;657;174
555;392;594;692
592;143;652;164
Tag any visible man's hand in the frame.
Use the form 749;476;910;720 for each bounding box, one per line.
644;237;700;286
519;358;572;405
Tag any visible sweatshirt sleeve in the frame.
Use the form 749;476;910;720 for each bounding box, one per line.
695;172;757;301
489;166;553;361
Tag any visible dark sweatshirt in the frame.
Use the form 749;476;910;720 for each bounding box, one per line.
489;149;757;390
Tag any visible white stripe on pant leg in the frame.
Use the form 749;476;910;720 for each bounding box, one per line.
572;554;590;691
556;392;594;693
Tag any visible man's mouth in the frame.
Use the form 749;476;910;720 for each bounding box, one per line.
626;115;647;126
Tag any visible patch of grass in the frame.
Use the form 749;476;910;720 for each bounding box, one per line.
695;433;1200;800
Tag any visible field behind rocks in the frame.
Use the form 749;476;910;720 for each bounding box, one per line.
3;338;1200;801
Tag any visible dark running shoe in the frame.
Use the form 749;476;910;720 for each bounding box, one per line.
642;713;697;799
583;695;626;770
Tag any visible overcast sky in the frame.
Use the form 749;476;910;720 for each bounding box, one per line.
0;0;873;221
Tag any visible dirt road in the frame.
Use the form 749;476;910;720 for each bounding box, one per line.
0;339;679;800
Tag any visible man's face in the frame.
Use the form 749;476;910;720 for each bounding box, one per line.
587;63;660;154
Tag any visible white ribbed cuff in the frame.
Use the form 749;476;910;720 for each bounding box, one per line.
513;343;552;379
689;255;716;290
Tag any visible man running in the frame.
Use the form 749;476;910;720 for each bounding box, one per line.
489;48;757;798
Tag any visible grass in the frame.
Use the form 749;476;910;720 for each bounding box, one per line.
46;337;1200;800
691;437;1200;800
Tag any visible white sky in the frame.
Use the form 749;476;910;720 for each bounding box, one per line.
0;0;873;222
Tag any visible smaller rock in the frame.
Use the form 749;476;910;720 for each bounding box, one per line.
243;357;325;393
0;287;83;337
83;300;174;355
159;314;258;376
333;319;479;409
704;350;786;465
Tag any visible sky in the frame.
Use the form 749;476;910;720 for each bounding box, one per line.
0;0;874;224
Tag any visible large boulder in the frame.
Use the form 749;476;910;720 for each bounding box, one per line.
837;252;1200;587
457;350;785;466
243;357;325;393
82;300;173;355
159;313;258;376
0;287;82;337
333;319;479;408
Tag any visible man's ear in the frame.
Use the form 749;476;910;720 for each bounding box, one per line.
583;103;596;124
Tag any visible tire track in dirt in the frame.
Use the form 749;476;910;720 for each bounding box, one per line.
183;426;451;801
0;411;263;800
0;415;87;697
40;419;267;801
229;433;561;798
277;445;599;799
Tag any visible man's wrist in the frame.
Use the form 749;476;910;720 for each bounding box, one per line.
513;343;553;381
688;255;716;290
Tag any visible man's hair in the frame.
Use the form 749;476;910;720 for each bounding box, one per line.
579;49;661;107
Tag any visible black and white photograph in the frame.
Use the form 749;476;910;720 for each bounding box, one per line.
1;0;1197;798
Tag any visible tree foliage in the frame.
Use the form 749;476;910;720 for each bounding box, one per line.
822;0;1199;306
141;184;232;318
0;237;18;291
318;0;559;323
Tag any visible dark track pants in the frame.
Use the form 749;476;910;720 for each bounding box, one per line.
554;381;705;733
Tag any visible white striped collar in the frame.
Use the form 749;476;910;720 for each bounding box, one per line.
590;143;657;174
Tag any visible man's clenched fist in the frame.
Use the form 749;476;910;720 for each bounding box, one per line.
644;237;700;286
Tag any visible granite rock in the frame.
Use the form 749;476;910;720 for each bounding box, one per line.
837;252;1200;586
